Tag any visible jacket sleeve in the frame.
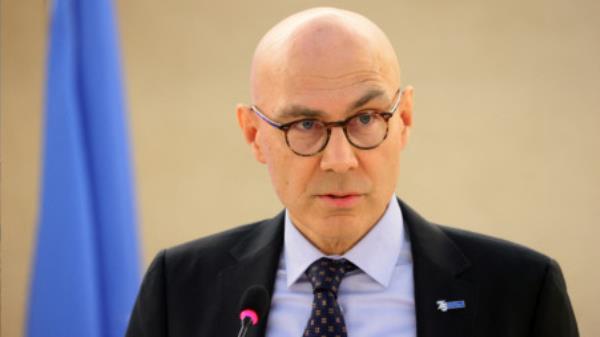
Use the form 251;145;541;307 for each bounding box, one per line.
530;258;579;337
126;250;168;337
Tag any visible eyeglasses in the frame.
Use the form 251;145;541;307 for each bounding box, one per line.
250;89;402;156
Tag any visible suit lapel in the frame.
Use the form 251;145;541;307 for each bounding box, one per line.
400;199;476;337
217;212;284;337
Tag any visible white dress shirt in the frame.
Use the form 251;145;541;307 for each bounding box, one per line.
265;195;416;336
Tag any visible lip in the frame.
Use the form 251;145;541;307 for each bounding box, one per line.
316;193;363;208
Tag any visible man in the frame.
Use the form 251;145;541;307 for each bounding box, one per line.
126;7;578;337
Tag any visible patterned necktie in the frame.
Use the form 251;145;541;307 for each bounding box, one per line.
303;257;357;337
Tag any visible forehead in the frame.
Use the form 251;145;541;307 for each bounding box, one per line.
252;12;400;115
275;85;393;120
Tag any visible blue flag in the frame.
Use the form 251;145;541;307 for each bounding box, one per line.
27;0;141;336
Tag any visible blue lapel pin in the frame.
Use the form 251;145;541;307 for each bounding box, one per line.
436;299;466;312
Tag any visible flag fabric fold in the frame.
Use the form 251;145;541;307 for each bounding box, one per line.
27;0;141;336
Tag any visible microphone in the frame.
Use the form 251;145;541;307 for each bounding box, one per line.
237;285;270;337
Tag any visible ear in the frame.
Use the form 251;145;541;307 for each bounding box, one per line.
398;86;414;146
236;104;267;163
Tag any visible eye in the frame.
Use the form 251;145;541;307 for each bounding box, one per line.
357;114;373;125
294;119;318;131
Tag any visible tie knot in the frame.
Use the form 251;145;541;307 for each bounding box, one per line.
305;258;356;295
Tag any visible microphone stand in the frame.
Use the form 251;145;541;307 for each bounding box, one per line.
237;317;252;337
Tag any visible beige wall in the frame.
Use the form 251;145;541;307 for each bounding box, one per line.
2;0;599;336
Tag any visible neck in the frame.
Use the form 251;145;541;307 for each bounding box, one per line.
311;237;357;256
293;222;372;256
288;199;392;256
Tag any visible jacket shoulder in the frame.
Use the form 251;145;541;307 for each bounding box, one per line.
433;225;577;335
160;218;273;274
438;224;555;276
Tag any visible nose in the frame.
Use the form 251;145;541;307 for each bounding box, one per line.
319;127;359;172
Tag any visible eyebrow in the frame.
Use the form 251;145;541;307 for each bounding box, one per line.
277;88;388;120
349;89;387;111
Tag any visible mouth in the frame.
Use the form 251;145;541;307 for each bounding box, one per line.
316;193;363;208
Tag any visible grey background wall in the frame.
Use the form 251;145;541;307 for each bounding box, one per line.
2;0;599;336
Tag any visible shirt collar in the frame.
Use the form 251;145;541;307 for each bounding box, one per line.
284;194;405;288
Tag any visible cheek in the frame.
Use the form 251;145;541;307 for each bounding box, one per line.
264;144;316;205
385;118;405;158
260;133;288;197
372;130;403;187
264;154;289;199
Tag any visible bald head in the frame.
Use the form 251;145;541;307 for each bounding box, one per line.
250;7;401;109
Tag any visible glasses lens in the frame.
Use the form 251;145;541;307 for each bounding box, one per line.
346;113;388;148
286;119;327;155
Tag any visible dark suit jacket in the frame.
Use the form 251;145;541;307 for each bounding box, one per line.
126;199;578;337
